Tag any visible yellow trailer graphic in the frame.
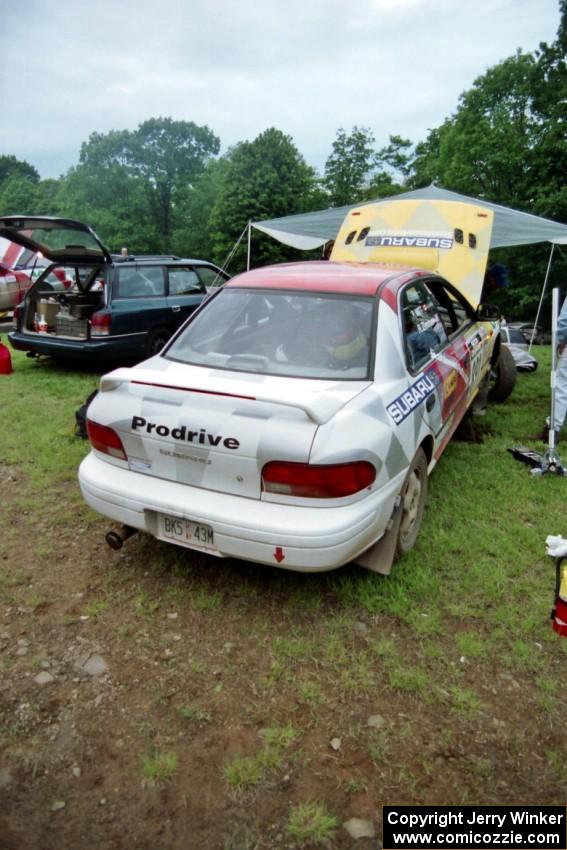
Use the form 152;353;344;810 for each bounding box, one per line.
330;199;494;307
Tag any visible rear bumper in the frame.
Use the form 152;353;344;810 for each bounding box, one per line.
8;330;143;359
78;452;404;572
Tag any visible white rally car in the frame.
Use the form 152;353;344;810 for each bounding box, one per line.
79;233;513;573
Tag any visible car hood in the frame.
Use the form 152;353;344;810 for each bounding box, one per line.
0;217;112;265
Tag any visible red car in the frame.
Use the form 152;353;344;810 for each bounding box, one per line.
0;260;31;313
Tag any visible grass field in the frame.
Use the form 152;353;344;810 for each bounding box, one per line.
1;344;567;849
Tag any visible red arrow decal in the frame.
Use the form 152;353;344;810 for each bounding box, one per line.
274;547;285;563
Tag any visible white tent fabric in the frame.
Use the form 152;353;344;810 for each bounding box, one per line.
251;224;327;251
252;186;567;250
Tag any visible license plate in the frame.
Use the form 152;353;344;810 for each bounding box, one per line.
159;514;216;552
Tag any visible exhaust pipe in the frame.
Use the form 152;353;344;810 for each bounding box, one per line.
105;525;137;550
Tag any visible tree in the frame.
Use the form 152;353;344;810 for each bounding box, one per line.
365;135;415;199
375;136;414;183
71;118;220;252
0;175;38;214
323;127;377;206
0;155;44;216
0;155;39;187
410;51;542;203
58;160;157;253
170;157;230;260
209;128;320;270
126;118;220;243
408;6;567;319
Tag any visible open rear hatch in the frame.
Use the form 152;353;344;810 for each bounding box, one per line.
94;361;370;499
0;217;112;265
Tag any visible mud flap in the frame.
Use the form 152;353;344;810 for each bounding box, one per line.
353;496;403;575
472;372;489;415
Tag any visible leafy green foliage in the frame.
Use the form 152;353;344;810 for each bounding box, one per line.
409;18;567;318
323;126;377;205
0;154;39;186
208;128;321;271
171;158;230;259
58;118;220;254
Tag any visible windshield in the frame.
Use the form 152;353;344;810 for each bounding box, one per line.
166;288;375;380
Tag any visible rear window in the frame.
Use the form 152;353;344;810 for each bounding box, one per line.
166;288;374;380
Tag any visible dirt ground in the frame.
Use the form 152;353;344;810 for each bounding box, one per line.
1;456;565;850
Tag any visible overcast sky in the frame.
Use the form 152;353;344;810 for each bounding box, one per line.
0;0;560;180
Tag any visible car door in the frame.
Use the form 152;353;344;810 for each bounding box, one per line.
110;264;167;338
166;265;207;325
400;279;472;441
426;276;496;415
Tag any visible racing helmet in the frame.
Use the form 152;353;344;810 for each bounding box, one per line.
318;304;367;362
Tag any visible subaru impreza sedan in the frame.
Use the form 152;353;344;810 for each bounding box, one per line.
79;260;509;573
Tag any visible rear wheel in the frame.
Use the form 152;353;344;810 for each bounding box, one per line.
395;447;428;559
145;327;172;357
488;344;517;402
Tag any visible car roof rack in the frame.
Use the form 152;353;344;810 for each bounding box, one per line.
112;254;184;263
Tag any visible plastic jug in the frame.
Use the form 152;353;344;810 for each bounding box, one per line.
0;338;12;375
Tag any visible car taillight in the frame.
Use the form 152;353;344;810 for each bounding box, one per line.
261;461;375;499
91;310;111;336
86;418;127;460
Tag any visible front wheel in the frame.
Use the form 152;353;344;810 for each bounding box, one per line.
488;344;517;403
395;447;428;560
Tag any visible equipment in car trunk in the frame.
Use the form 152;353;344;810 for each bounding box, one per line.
69;302;94;320
55;312;88;338
37;299;59;330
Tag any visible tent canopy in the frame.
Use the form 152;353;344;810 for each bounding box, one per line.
252;185;567;251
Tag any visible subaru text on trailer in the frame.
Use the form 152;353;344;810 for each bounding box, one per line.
78;200;515;574
1;217;228;362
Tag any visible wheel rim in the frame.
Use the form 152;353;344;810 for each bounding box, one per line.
399;468;422;542
149;334;169;355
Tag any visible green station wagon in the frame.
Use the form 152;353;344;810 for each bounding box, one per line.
3;216;228;362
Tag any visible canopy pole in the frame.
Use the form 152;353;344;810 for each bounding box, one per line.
530;243;556;351
247;220;252;271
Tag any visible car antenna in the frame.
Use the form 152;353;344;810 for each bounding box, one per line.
29;250;42;282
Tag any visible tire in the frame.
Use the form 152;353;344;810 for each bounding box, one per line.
395;447;428;559
145;327;172;357
487;344;517;403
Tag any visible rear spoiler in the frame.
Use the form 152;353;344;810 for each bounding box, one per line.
99;369;367;426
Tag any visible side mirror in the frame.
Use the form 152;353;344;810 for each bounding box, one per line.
477;302;501;321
